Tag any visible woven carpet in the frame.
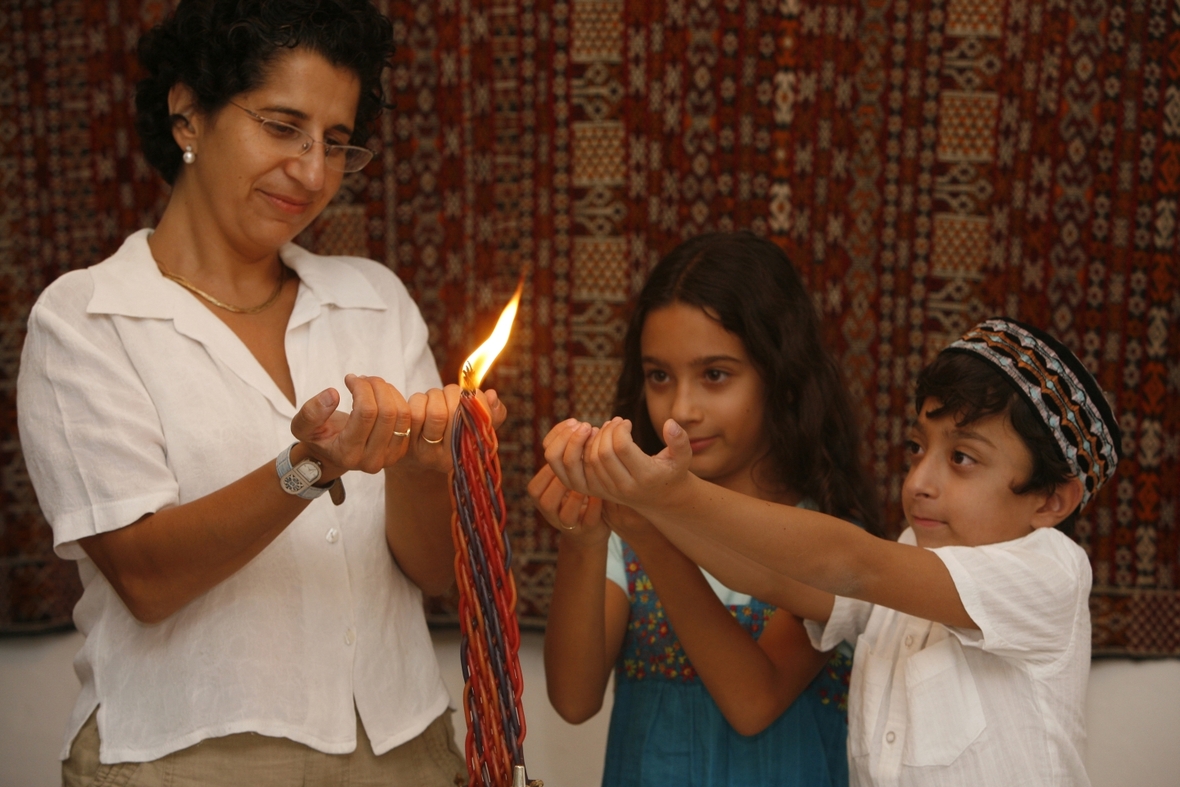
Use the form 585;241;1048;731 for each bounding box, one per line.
2;0;1177;655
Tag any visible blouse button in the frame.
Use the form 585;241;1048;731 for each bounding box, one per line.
885;731;896;744
326;528;340;543
344;628;356;646
904;634;914;648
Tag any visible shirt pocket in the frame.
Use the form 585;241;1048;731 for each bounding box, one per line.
847;635;891;758
901;636;985;766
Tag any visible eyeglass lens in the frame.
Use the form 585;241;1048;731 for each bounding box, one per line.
257;117;372;173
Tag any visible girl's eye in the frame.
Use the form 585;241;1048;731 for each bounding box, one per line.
951;450;977;466
645;369;668;384
703;369;729;383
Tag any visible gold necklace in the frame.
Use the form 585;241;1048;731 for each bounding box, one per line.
156;261;287;315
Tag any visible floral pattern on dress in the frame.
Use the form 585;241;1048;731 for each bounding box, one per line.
617;544;786;685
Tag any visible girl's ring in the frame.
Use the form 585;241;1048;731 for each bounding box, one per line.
422;435;444;444
393;427;411;438
559;522;577;531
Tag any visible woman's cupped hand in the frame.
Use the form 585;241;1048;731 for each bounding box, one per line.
290;374;507;476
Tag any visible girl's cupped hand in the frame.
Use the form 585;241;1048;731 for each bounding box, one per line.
542;416;695;514
527;464;609;545
528;460;663;548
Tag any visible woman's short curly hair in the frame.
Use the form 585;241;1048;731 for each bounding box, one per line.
136;0;395;184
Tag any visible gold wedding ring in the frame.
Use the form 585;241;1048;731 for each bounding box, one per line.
393;427;411;438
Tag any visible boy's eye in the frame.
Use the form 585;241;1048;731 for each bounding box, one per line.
951;450;977;466
904;439;922;456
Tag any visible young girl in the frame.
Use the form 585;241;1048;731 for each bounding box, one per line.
528;232;881;786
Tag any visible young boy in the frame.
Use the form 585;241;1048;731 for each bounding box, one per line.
543;318;1119;787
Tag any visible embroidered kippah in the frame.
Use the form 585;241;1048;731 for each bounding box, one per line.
945;318;1120;508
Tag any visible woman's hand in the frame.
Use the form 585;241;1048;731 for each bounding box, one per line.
400;386;508;474
527;465;609;547
290;378;508;477
289;374;413;475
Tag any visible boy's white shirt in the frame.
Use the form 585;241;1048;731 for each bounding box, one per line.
805;526;1092;787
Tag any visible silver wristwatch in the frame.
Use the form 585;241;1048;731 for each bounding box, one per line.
276;443;344;504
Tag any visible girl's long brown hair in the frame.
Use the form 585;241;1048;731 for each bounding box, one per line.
613;232;882;535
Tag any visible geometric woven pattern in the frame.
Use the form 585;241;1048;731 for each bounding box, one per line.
572;122;627;185
571;0;624;64
946;0;1004;37
573;237;629;302
3;1;1178;657
572;357;624;427
937;92;1000;162
932;214;991;277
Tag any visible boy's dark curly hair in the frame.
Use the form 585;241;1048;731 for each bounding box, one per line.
915;351;1081;532
135;0;394;184
613;231;883;537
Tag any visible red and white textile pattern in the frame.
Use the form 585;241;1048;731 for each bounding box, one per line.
2;0;1177;656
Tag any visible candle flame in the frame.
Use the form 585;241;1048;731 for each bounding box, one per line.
461;278;523;392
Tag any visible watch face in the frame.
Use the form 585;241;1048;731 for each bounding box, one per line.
295;459;322;485
282;472;307;493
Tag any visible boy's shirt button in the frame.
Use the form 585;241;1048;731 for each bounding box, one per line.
886;731;896;744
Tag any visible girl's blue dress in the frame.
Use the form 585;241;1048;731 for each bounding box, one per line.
602;541;850;787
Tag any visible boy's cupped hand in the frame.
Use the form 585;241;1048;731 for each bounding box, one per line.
541;416;694;514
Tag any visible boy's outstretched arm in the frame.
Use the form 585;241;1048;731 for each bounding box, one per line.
547;418;977;630
652;517;837;624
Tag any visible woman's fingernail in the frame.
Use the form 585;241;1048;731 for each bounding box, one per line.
318;390;336;406
666;419;683;436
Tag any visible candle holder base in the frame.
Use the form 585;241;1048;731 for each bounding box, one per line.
511;764;543;787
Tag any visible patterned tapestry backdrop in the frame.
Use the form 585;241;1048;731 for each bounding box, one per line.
1;0;1177;654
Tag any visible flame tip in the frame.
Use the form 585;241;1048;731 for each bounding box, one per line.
459;279;523;391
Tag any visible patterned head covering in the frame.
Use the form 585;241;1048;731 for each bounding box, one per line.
945;318;1120;508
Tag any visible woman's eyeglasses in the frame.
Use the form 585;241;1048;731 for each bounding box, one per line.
228;101;373;173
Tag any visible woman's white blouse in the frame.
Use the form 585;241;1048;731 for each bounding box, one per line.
17;230;451;764
805;527;1092;787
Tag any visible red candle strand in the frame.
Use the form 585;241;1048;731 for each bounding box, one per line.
449;394;527;787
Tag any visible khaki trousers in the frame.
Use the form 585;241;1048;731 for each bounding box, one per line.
62;709;467;787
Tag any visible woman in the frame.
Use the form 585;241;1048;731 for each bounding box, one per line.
16;1;494;784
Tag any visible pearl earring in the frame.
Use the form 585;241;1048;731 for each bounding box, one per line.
183;145;195;164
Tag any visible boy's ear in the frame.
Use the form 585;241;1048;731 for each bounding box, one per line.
1030;477;1084;529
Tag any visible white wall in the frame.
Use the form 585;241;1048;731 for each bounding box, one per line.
2;630;1179;787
